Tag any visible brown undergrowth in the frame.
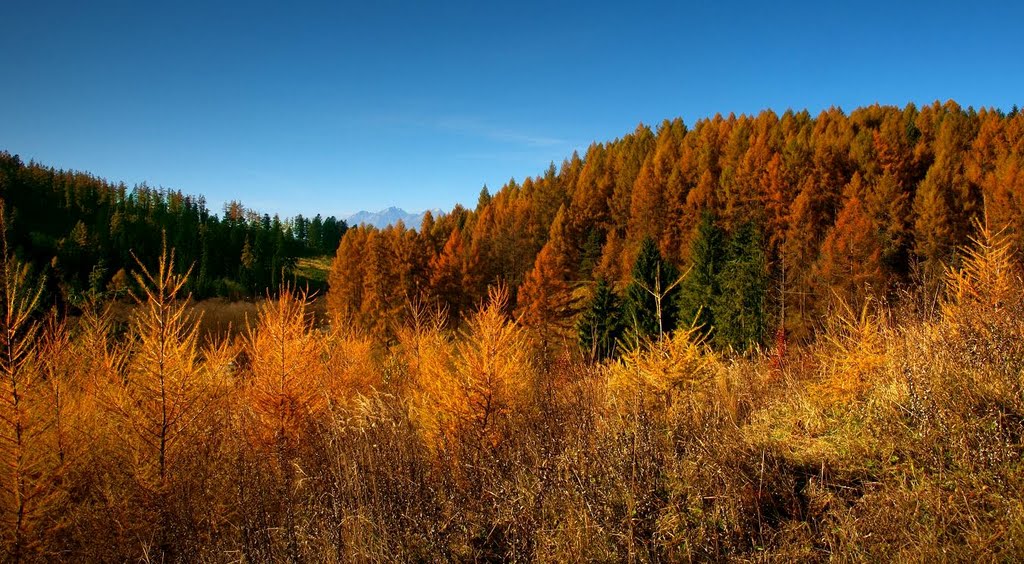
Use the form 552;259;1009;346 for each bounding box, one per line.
0;222;1023;561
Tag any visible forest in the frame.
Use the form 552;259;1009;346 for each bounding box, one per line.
329;101;1024;351
0;151;347;304
1;100;1024;561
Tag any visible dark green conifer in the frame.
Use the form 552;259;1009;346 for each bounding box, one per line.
677;212;725;340
623;237;681;345
577;278;622;361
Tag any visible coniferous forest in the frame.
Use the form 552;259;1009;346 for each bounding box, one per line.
3;101;1024;561
0;151;346;304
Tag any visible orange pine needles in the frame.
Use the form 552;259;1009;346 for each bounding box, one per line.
246;287;325;447
416;285;532;450
108;240;215;487
0;203;49;561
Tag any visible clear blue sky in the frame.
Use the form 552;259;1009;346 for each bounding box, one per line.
2;0;1022;218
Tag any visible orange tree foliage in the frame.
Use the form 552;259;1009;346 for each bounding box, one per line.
106;242;223;494
413;285;532;452
1;218;1024;559
814;174;886;309
246;287;325;446
327;102;1024;345
0;204;53;561
517;206;579;351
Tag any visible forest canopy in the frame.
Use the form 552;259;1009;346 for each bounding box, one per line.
328;101;1024;350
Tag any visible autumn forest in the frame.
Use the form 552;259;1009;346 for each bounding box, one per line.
3;101;1024;561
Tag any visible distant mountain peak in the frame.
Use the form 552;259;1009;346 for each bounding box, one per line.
345;207;442;230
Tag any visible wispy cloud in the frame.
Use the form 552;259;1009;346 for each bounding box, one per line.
452;150;560;162
433;117;567;148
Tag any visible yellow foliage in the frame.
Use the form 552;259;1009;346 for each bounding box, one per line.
74;301;126;392
942;215;1019;318
108;242;217;486
246;287;326;445
38;312;88;467
0;209;54;559
815;296;888;401
417;285;531;448
607;326;717;410
322;324;379;399
394;296;449;392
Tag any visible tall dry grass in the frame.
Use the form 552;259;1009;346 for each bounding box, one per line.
0;219;1022;561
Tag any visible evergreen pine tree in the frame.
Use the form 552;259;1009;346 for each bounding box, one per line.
677;212;725;340
622;237;681;345
713;222;768;351
577;278;622;361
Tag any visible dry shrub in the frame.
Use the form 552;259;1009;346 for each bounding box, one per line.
72;301;127;392
815;296;890;401
393;296;449;393
321;324;380;400
298;393;448;562
606;326;718;413
5;217;1024;560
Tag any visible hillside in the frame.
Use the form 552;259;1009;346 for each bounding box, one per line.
3;101;1024;561
0;196;1022;560
327;101;1024;350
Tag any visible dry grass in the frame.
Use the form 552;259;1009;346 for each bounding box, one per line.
1;228;1023;561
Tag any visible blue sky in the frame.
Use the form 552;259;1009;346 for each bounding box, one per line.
2;0;1022;218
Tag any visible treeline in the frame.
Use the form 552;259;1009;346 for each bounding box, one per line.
329;101;1024;349
0;152;346;304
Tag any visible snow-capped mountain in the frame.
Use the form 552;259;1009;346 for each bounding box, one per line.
345;207;442;230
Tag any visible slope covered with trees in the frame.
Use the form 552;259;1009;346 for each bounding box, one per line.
328;101;1024;351
0;152;347;305
1;100;1024;560
1;196;1023;560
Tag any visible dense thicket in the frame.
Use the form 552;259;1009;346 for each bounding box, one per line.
2;204;1023;561
328;101;1024;351
0;152;345;304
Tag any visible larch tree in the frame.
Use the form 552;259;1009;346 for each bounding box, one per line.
428;228;471;322
245;287;324;564
518;206;578;353
781;176;829;338
360;228;404;341
913;102;980;272
327;225;370;326
864;170;912;274
815;194;885;310
627;119;683;248
422;285;532;454
0;204;51;562
247;287;325;446
112;241;214;490
91;238;221;562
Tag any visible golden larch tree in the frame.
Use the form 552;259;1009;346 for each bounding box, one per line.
110;242;214;489
0;205;52;562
